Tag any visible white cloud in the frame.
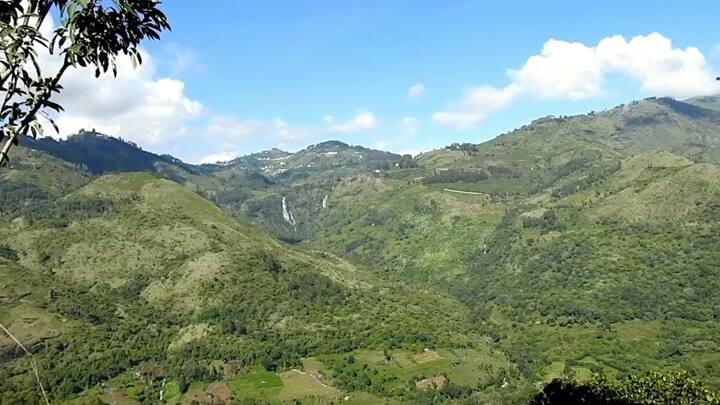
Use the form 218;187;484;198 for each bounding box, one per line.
408;83;426;100
51;57;203;145
434;33;720;129
402;116;418;134
35;15;203;146
322;114;335;124
432;85;517;129
329;110;378;133
199;151;238;164
596;33;718;98
508;40;604;99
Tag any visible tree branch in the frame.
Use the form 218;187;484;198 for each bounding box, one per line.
0;32;17;90
0;55;71;166
0;322;50;405
0;1;53;103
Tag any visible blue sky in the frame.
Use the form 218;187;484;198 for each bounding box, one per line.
49;1;720;163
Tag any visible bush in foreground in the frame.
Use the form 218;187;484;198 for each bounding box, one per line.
531;371;720;405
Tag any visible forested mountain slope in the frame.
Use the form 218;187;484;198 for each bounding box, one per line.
207;96;720;247
0;154;488;403
2;96;720;403
22;131;197;175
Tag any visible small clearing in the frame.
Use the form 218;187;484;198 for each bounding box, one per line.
205;382;232;404
413;350;443;364
416;375;447;390
278;369;342;401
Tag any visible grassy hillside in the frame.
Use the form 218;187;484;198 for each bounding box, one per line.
420;97;720;171
294;149;720;398
199;97;720;402
215;97;720;251
0;166;493;403
196;140;409;243
3;96;720;403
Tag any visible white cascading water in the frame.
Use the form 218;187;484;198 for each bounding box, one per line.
282;197;297;230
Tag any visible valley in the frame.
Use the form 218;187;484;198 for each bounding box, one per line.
2;96;720;403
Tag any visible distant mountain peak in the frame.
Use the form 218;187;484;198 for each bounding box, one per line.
21;131;191;175
250;148;292;159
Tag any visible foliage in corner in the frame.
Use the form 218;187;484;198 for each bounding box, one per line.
0;0;170;166
532;371;720;405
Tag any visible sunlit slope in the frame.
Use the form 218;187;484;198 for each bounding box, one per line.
294;173;505;282
233;97;720;259
227;99;720;287
3;95;720;402
0;261;69;362
414;97;720;203
440;151;720;390
279;144;720;397
0;171;484;402
197;140;408;243
3;171;478;337
420;97;720;170
459;152;720;319
1;146;92;203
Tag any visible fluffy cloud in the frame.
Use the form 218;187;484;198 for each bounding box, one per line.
329;110;378;133
434;33;720;129
596;33;718;97
508;40;603;99
52;56;203;145
408;83;426;100
432;85;517;129
199;151;238;164
34;16;202;146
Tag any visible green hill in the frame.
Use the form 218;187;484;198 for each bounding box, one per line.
213;97;720;401
3;95;720;403
0;163;487;403
197;140;408;243
202;140;405;180
22;131;195;175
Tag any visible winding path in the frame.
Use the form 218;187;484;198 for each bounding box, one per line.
443;188;485;196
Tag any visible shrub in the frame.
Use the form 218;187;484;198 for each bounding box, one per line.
531;371;720;405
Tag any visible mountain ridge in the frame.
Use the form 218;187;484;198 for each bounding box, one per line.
4;94;720;403
19;95;720;174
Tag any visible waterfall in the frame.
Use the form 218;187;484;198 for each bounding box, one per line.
282;197;297;230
